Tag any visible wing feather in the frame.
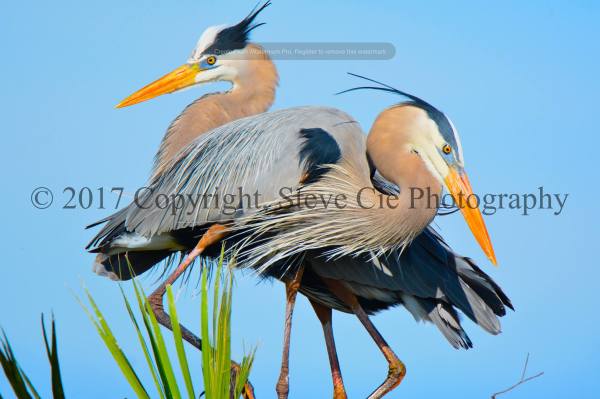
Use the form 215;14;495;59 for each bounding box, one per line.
87;106;363;249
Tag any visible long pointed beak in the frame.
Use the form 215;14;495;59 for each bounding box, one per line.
444;167;497;265
116;64;200;108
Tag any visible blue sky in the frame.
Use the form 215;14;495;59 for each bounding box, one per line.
1;0;598;397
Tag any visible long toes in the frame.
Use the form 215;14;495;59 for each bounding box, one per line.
388;360;406;389
242;382;256;399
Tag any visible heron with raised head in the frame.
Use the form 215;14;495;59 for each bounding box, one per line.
115;1;277;181
88;2;275;397
88;73;511;398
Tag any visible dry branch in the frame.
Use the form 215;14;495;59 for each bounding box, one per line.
491;353;543;398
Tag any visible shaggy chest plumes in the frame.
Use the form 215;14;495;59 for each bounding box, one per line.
233;106;444;274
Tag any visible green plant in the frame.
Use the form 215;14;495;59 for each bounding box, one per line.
0;252;254;399
200;263;256;399
0;315;65;399
80;251;255;399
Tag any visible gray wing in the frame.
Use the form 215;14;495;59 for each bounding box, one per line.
89;106;365;246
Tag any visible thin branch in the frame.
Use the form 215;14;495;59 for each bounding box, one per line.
520;353;530;381
491;353;544;398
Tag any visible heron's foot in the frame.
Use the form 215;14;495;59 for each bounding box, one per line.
333;384;347;399
231;362;256;399
367;353;406;399
275;369;289;399
332;371;347;399
242;381;256;399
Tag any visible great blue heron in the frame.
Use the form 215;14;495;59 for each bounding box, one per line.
115;1;277;181
88;73;511;398
88;2;275;397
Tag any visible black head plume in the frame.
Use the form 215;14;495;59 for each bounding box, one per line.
203;1;271;55
339;73;461;155
337;73;437;109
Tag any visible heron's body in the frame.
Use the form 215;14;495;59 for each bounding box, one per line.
88;107;359;274
89;1;278;278
88;105;511;351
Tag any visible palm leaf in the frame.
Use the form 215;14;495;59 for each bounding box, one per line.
0;330;40;399
166;285;196;399
78;249;256;399
41;315;65;399
119;286;166;399
78;290;150;398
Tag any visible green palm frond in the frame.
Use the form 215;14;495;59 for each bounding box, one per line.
41;315;65;399
200;248;255;399
81;250;256;399
1;251;255;399
0;315;64;399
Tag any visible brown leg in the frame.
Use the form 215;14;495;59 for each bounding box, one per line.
324;279;406;399
275;266;305;399
147;224;228;346
310;300;347;399
146;224;255;399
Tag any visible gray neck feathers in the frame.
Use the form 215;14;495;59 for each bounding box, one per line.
151;51;277;180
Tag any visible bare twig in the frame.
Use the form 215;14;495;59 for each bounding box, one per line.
491;353;544;398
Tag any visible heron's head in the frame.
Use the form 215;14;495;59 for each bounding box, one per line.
116;1;272;108
357;77;496;265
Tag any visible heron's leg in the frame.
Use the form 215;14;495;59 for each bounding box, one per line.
147;224;255;399
147;224;228;347
309;300;347;399
324;279;406;399
275;265;305;399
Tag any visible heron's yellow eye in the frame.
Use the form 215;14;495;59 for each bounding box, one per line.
206;56;217;65
442;144;452;155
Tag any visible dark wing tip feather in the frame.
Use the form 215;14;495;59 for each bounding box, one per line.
465;258;515;311
85;216;111;230
418;298;473;349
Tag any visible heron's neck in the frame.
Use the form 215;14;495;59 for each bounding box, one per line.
151;48;278;179
361;109;442;248
363;150;441;246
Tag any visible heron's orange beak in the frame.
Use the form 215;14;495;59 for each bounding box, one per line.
116;64;200;108
444;167;497;265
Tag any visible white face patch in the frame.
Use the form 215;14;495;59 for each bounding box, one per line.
188;25;226;62
192;46;251;86
410;111;450;182
193;64;238;84
447;116;464;167
186;26;252;86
